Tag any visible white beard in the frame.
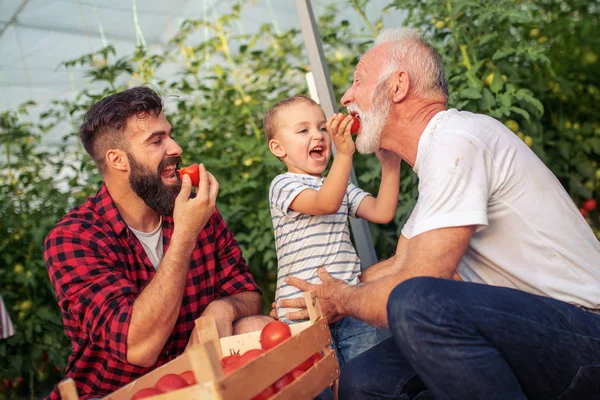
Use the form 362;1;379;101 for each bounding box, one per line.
351;82;392;154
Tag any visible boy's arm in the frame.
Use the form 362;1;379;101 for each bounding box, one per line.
289;114;355;215
356;150;401;224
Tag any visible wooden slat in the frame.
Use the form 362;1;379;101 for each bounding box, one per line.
271;349;340;400
304;291;323;323
194;316;223;359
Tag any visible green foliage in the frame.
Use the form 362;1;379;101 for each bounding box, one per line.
1;0;598;398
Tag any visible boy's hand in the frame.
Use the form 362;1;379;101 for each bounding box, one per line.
327;113;355;157
376;149;402;168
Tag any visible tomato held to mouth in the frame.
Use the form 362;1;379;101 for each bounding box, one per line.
177;164;200;186
350;116;360;134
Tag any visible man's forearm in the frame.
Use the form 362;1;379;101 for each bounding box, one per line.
127;233;195;367
360;256;400;283
212;291;262;322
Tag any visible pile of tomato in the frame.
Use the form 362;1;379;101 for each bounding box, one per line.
222;321;323;400
130;321;322;400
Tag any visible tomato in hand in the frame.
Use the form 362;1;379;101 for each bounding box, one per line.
177;164;200;186
350;116;360;134
259;321;292;350
179;370;196;386
131;387;163;399
154;373;189;393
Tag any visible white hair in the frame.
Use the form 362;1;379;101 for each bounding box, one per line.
373;28;448;100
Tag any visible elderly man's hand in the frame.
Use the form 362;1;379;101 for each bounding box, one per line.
279;268;350;323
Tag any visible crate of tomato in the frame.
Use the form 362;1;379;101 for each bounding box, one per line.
58;291;340;400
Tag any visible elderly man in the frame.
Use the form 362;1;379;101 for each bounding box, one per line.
44;87;270;399
283;28;600;399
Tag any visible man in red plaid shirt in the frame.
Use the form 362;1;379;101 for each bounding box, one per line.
44;87;270;399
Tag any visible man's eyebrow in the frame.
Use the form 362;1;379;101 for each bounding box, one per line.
144;127;173;143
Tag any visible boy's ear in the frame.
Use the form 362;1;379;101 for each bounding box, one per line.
269;139;286;158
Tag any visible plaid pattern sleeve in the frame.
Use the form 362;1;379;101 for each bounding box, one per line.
45;220;136;364
211;208;261;297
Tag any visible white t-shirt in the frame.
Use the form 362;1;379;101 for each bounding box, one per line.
269;172;370;321
129;217;164;269
402;109;600;309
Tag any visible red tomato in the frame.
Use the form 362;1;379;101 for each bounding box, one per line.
580;208;589;218
294;355;314;373
2;379;12;390
291;369;304;380
252;385;276;400
583;199;597;211
259;321;292;350
273;373;295;392
222;356;245;376
313;352;323;364
350;116;360;134
131;387;163;399
154;373;189;393
177;164;200;186
240;348;265;365
179;370;196;386
221;354;242;367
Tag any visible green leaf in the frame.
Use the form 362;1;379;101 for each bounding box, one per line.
479;88;495;110
509;106;530;122
490;72;504;93
492;47;515;61
460;88;482;99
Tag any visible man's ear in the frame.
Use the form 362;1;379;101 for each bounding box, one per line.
105;149;129;172
391;70;410;103
269;139;286;158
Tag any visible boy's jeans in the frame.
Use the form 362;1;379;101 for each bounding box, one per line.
339;277;600;400
330;316;380;366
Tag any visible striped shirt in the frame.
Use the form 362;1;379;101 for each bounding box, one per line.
269;173;370;322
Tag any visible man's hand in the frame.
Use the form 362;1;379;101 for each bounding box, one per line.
280;268;351;323
173;164;219;243
326;113;355;157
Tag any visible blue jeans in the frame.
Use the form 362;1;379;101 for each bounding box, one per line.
339;277;600;400
330;316;380;366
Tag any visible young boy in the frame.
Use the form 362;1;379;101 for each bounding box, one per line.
264;95;401;365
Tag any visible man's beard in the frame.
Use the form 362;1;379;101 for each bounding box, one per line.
127;152;182;216
353;79;392;154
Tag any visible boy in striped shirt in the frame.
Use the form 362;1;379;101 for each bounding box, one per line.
264;96;401;365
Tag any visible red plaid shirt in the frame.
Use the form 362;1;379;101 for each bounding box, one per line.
44;184;260;399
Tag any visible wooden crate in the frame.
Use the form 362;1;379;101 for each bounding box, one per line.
59;291;339;400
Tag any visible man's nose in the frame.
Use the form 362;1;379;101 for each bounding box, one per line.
167;137;183;157
341;86;353;107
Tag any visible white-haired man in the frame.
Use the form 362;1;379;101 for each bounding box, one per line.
281;28;600;399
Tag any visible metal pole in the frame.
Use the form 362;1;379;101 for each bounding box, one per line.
295;0;378;269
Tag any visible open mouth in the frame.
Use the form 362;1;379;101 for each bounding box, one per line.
309;145;326;161
160;163;179;184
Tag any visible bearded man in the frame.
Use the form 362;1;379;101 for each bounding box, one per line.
44;87;270;400
280;28;600;399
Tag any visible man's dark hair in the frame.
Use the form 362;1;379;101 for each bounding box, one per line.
79;86;163;172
